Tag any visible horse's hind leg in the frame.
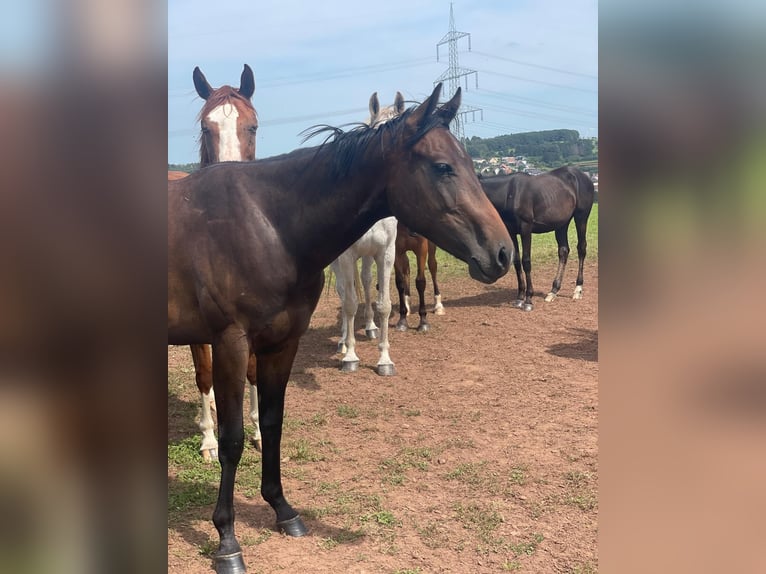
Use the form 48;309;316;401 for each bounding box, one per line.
190;344;218;462
414;243;430;331
509;233;525;308
572;215;589;300
545;226;571;303
210;326;250;573
374;245;396;376
246;354;261;452
361;256;379;339
394;252;410;331
428;242;445;315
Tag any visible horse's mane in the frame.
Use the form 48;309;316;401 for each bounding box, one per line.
299;104;450;181
196;86;257;123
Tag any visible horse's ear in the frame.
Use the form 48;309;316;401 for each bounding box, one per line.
239;64;255;99
436;87;461;125
368;92;380;123
394;91;405;114
406;83;442;130
193;66;213;100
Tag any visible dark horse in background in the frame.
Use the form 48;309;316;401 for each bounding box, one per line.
480;166;594;311
168;84;511;573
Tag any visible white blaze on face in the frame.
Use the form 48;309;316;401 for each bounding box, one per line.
207;103;242;161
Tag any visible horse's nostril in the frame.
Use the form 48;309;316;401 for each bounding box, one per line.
497;245;510;269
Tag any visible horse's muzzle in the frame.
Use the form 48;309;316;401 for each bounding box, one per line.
468;243;511;284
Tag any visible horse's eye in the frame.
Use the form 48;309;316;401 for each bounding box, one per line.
433;162;453;175
201;126;210;134
248;125;258;134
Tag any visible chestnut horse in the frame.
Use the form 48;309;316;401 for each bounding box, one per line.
330;91;405;376
186;64;262;460
480;166;595;310
168;84;511;573
394;224;444;332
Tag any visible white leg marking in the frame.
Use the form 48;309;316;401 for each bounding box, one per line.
249;383;261;442
433;293;445;315
545;292;556;302
199;389;218;461
572;285;583;300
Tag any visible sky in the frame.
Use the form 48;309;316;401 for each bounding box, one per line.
168;0;597;165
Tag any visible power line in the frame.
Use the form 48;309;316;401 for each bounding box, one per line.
470;50;597;80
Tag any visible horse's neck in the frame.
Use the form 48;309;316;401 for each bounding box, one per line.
255;156;390;273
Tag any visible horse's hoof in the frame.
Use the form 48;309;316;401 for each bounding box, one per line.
433;306;445;316
417;323;430;333
340;360;359;372
377;363;396;376
250;437;262;452
202;448;217;462
544;293;556;302
512;299;525;309
522;303;534;312
572;286;583;300
277;515;308;537
395;322;408;332
365;328;379;339
215;552;246;574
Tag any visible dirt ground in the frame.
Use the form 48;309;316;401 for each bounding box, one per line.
168;260;598;574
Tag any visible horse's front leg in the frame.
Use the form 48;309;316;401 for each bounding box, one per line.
427;242;445;315
210;326;249;574
336;256;361;372
509;233;525;309
256;338;308;536
519;226;534;312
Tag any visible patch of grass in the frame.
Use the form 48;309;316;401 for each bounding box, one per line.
416;521;451;550
508;465;528;486
241;529;272;546
362;510;399;527
311;412;328;426
568;562;597;574
168;437;221;513
379;446;433;485
565;492;597;511
393;569;422;574
337;404;359;418
509;533;544;557
452;501;505;546
403;408;421;417
317;528;365;550
288;438;324;463
198;539;217;557
503;560;522;571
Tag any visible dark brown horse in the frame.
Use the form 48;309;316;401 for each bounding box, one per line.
480;166;594;310
168;84;511;573
186;64;262;460
394;223;443;332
